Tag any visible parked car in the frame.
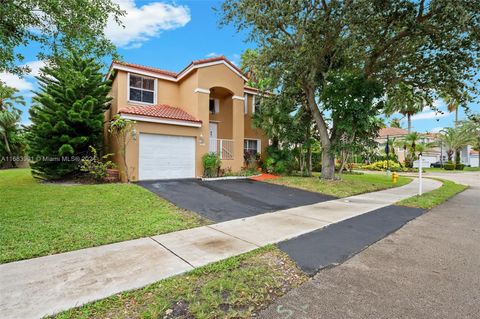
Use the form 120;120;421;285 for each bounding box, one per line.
430;161;443;168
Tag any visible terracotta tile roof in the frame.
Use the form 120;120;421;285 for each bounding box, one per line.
379;127;409;137
178;55;247;79
118;104;202;123
111;61;178;78
110;56;248;81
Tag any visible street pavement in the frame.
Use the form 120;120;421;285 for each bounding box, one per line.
259;172;480;319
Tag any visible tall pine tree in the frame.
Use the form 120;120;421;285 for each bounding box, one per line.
28;53;111;180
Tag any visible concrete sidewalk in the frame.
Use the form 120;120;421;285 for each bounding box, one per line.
0;178;441;319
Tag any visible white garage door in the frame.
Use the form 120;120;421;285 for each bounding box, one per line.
139;133;195;180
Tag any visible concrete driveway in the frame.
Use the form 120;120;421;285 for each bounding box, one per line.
138;179;335;222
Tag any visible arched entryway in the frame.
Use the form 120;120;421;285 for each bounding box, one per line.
208;87;235;160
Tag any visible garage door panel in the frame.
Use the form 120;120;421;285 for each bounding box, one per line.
139;134;195;180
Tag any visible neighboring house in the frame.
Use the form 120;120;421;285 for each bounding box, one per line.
462;146;479;167
105;56;268;181
377;128;442;165
377;127;410;163
377;127;479;167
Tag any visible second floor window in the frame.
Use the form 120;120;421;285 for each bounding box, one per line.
209;98;219;114
129;74;155;104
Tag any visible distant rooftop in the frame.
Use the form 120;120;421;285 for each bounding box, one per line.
378;127;409;137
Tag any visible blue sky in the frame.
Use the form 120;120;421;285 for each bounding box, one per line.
2;0;478;132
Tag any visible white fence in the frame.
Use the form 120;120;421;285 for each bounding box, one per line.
209;138;234;160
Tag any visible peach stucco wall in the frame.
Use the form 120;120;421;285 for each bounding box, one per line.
105;63;268;181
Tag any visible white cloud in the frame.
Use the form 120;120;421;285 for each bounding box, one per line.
411;111;450;121
105;0;190;49
0;60;46;91
206;52;218;58
229;53;240;66
26;60;45;77
0;73;33;91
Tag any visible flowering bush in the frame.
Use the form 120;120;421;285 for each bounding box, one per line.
361;160;402;171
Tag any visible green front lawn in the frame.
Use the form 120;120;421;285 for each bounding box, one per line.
425;167;480;173
52;246;307;319
397;178;467;209
464;166;480;171
267;172;411;197
0;169;205;264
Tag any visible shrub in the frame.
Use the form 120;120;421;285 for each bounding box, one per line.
244;150;260;170
312;152;322;172
79;146;116;182
361;160;402;171
455;163;465;170
263;146;294;174
202;153;221;177
443;162;455;170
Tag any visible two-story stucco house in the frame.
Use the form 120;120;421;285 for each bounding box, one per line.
105;56;268;181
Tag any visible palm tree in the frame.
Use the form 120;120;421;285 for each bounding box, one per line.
439;126;475;163
0;110;21;164
386;83;425;133
389;117;402;128
0;81;25;112
441;91;468;128
398;132;421;167
416;141;437;155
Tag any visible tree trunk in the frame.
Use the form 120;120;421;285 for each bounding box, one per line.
2;133;11;155
456;107;459;126
407;114;412;133
447;150;453;162
321;149;335;179
299;145;305;176
307;144;312;177
303;83;335;179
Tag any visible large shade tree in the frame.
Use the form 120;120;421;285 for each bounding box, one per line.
220;0;480;179
385;83;426;133
0;0;124;75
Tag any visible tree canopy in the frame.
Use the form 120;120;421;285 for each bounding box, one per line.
220;0;480;179
27;53;112;180
0;0;125;75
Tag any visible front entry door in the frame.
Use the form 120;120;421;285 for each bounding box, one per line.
209;122;218;153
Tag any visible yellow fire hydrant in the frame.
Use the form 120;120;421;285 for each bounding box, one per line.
392;171;398;184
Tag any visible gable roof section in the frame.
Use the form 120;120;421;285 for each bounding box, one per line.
111;61;177;78
119;104;202;124
176;56;248;81
108;56;248;82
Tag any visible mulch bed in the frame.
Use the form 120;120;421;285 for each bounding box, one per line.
249;173;279;181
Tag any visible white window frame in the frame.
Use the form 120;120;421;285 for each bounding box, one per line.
244;138;261;154
209;98;220;114
128;72;157;105
244;93;248;114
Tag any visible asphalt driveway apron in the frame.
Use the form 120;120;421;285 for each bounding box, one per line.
138;179;335;222
277;205;425;275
